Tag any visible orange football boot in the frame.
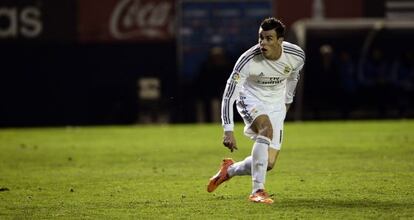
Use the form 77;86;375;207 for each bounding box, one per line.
207;158;234;192
248;189;274;204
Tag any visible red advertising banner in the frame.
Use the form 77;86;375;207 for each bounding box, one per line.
79;0;175;42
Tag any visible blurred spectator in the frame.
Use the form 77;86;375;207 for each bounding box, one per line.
195;46;233;122
338;51;357;118
390;51;414;117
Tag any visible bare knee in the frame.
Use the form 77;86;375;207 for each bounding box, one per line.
259;126;273;140
252;115;273;140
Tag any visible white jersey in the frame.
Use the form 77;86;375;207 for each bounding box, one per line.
221;41;305;131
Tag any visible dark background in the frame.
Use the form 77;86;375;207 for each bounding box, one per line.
1;0;413;127
0;42;178;126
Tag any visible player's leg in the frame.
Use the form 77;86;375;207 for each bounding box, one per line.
267;131;282;171
249;114;272;193
227;142;280;177
250;131;281;203
227;156;252;176
267;106;286;171
247;114;274;203
267;148;280;171
227;122;281;176
207;115;272;193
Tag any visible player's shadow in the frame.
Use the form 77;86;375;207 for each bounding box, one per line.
277;198;412;209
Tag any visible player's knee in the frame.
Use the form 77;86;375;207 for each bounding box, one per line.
259;126;273;140
252;115;273;137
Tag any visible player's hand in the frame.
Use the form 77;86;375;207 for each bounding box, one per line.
223;131;238;152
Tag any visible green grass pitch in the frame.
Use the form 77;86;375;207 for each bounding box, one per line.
0;120;413;219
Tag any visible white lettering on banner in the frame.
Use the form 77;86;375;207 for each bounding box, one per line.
0;6;42;38
20;7;42;38
110;0;173;40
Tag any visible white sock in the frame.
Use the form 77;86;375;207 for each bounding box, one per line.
227;156;252;177
251;135;270;194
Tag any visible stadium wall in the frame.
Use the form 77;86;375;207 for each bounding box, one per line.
0;0;178;127
0;0;412;127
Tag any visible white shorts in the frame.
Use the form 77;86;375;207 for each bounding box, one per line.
236;95;286;150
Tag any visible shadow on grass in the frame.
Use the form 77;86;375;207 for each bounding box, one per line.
278;197;413;209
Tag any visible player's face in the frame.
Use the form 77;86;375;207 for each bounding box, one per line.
258;28;283;60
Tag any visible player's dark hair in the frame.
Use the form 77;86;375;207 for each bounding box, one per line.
260;17;285;39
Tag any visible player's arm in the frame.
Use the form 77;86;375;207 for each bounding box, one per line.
285;60;305;112
221;71;245;152
221;46;255;152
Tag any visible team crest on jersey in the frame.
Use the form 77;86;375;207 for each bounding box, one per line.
232;72;240;81
283;65;292;74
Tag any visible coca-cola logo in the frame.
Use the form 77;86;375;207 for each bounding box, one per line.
109;0;174;40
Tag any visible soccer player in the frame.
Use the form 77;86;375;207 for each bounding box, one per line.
207;17;305;204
